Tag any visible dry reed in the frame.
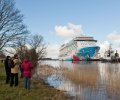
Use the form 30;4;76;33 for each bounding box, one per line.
62;66;99;86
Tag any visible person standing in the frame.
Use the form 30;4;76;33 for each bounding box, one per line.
21;56;33;90
10;54;21;87
4;56;11;84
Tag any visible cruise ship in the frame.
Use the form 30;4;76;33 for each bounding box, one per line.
59;34;100;61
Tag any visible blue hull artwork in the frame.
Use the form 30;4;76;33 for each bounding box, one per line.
65;46;100;61
77;46;100;59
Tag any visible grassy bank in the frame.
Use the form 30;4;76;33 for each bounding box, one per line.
0;63;68;100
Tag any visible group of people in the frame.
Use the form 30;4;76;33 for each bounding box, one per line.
4;54;34;90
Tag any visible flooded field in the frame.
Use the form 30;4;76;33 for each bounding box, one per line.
37;61;120;100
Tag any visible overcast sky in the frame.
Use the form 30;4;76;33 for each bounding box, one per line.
15;0;120;58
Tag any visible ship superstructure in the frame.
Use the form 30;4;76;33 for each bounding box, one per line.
59;34;100;61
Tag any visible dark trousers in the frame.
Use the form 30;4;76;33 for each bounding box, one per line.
24;77;31;90
10;73;18;86
5;68;11;84
6;73;11;84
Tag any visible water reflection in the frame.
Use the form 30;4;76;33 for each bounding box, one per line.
38;61;120;100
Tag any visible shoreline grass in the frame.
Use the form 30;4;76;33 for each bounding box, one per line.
0;63;68;100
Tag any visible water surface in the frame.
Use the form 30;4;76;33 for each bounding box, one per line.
38;60;120;100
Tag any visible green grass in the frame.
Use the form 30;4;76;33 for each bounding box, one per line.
0;63;68;100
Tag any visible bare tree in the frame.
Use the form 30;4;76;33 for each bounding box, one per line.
14;37;28;60
0;0;28;50
12;34;47;67
29;34;47;60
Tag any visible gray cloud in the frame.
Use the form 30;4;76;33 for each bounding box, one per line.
54;23;83;39
107;32;120;44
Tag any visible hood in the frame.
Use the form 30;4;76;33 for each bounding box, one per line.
23;59;29;63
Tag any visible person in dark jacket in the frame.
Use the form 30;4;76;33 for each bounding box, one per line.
4;56;11;84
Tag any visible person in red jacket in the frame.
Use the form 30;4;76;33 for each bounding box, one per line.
21;56;33;90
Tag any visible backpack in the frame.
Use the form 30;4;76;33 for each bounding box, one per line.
9;59;15;68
